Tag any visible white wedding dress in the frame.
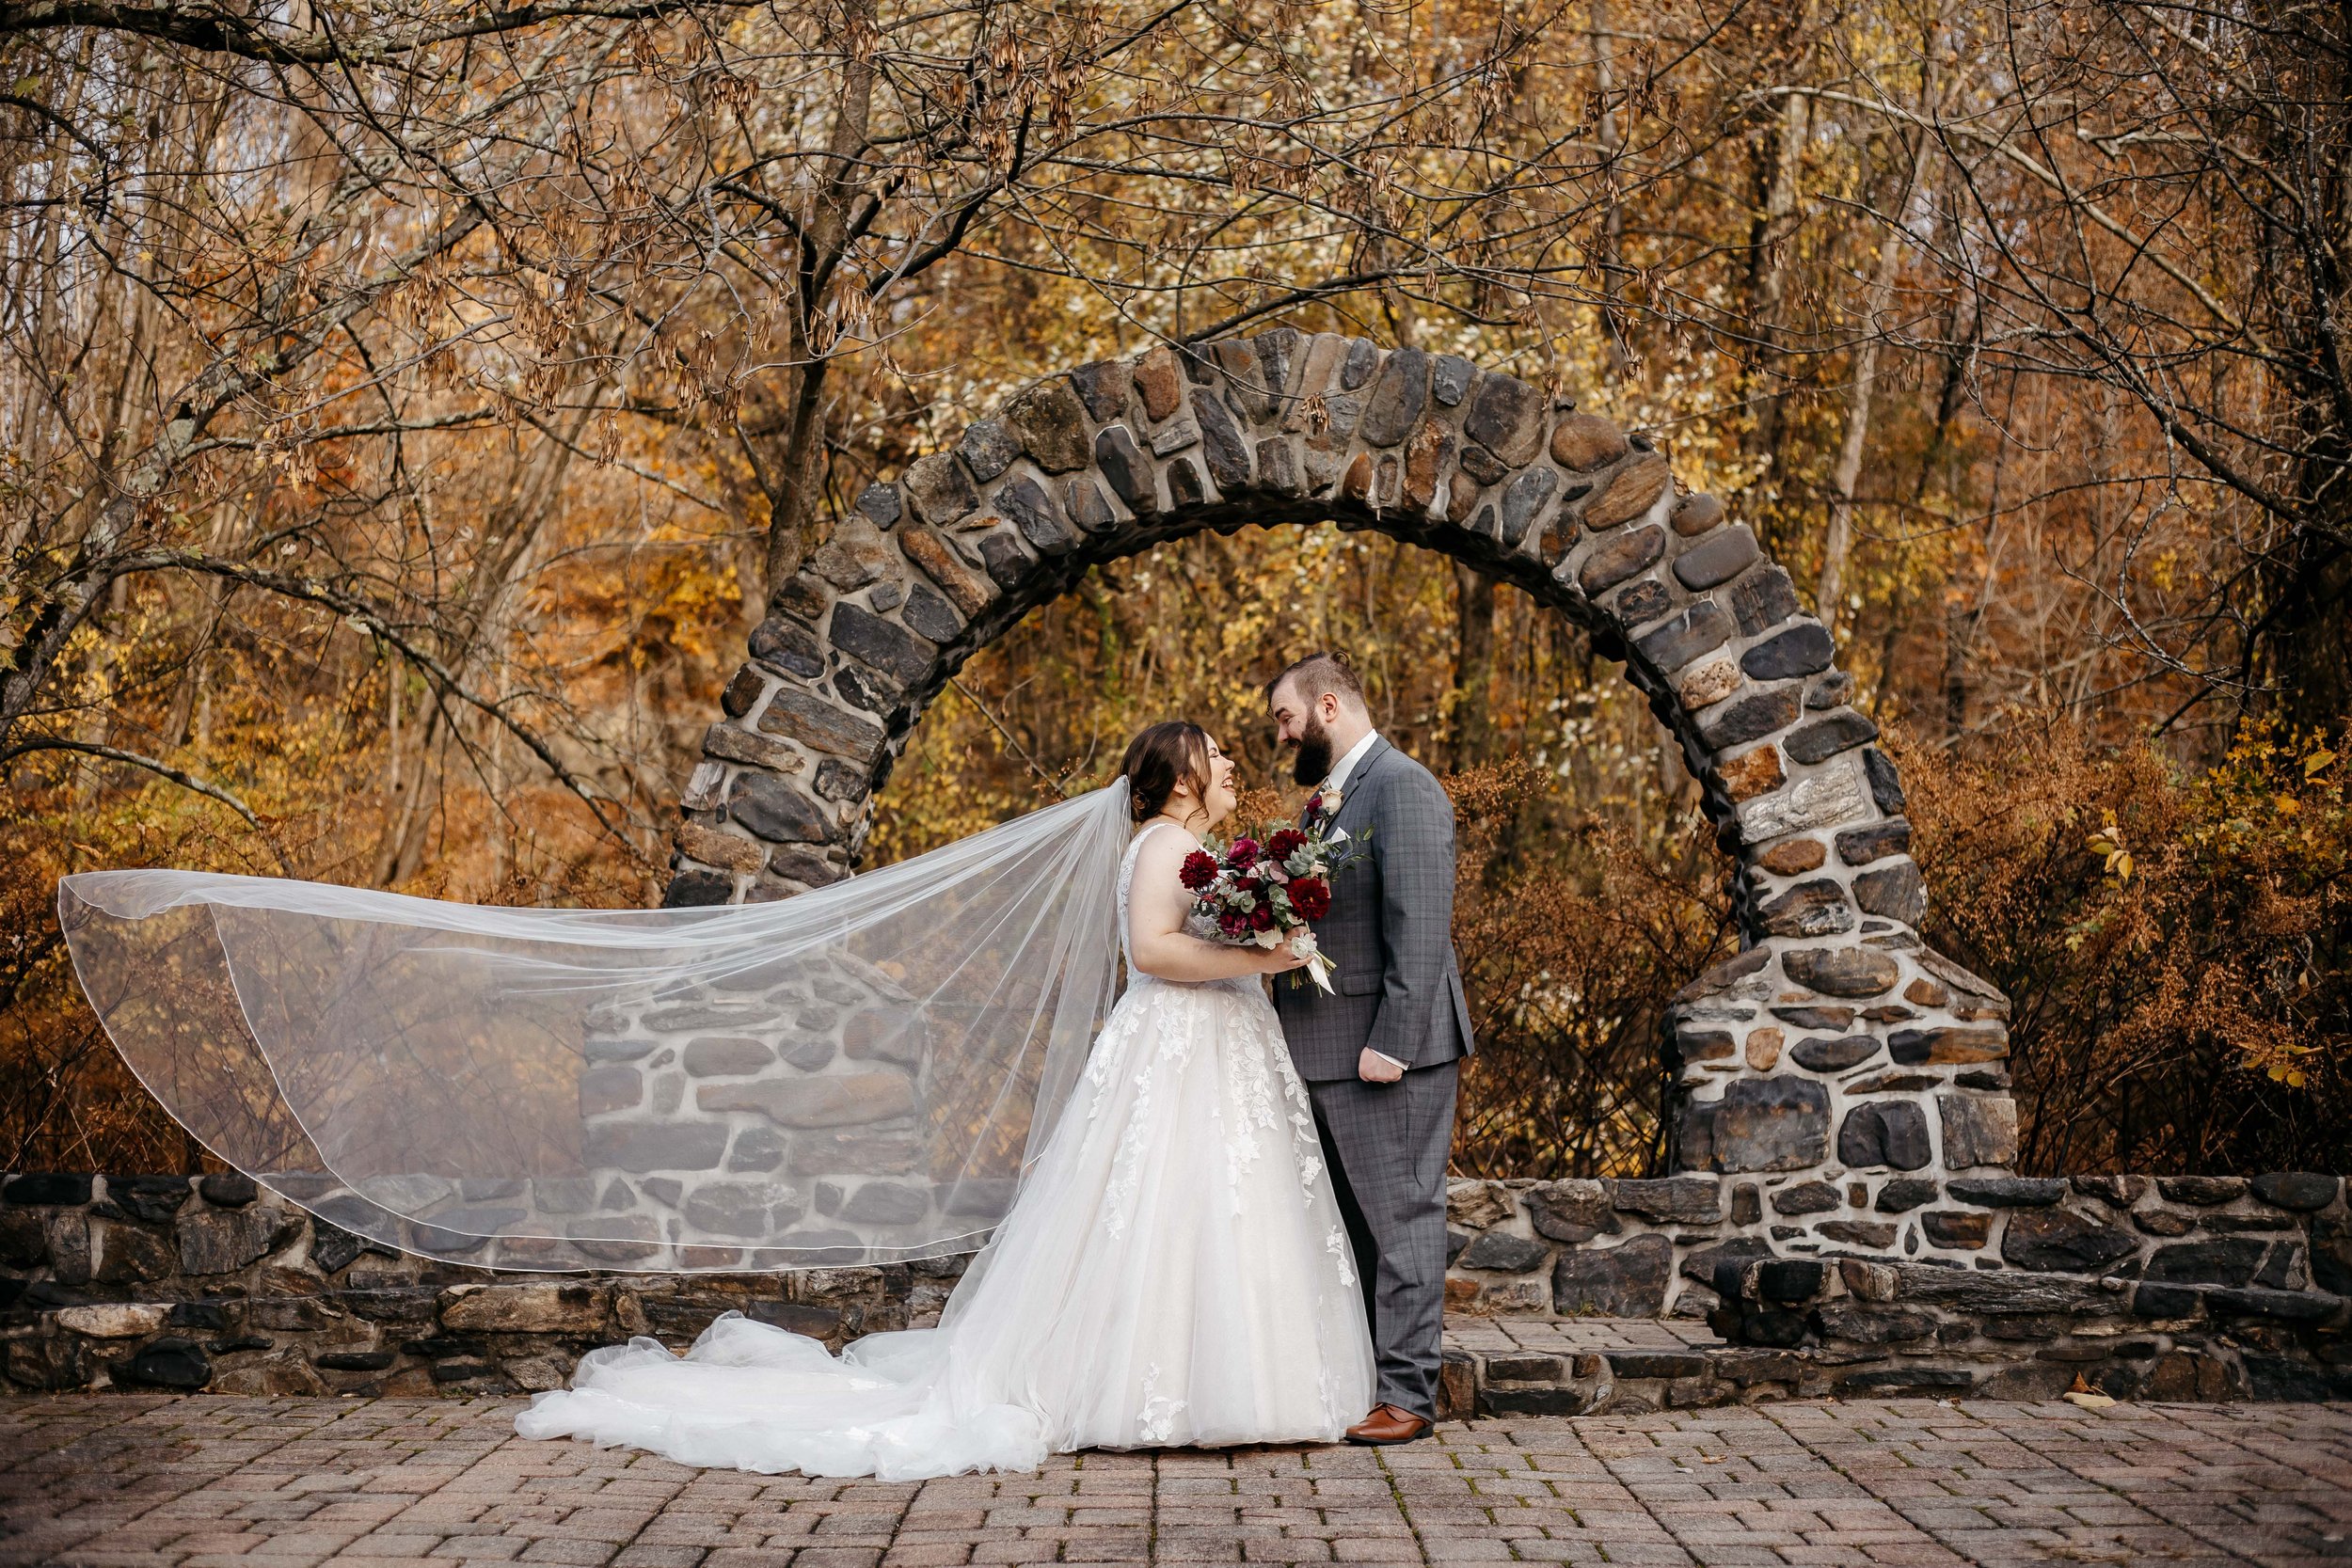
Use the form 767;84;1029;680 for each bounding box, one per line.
514;820;1374;1478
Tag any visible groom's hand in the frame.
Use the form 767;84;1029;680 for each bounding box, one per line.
1357;1047;1405;1084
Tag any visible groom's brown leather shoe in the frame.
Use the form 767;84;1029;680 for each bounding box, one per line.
1345;1403;1433;1445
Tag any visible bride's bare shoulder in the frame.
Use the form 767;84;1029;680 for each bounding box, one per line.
1129;821;1205;870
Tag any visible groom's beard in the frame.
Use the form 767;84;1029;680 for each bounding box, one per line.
1290;714;1335;787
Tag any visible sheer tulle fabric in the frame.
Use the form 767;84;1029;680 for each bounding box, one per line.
513;824;1375;1477
56;786;1132;1270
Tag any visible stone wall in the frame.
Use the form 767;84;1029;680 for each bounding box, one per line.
1692;1251;2352;1408
0;1173;964;1397
558;952;1021;1269
1663;937;2020;1187
1440;1248;2352;1417
8;1170;2343;1403
1444;1171;2352;1415
202;952;1031;1275
1438;1172;2350;1323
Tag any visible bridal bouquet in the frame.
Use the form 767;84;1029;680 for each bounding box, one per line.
1178;810;1359;992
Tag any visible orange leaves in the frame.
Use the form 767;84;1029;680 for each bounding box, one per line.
1443;756;1730;1179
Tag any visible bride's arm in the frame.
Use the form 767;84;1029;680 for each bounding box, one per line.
1127;831;1311;982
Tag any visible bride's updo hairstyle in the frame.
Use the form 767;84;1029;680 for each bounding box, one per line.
1120;721;1214;824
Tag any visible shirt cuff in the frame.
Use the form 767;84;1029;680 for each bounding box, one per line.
1366;1049;1406;1069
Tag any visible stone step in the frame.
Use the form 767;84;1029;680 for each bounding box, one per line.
1440;1292;2352;1417
1444;1326;1978;1418
1442;1315;1736;1418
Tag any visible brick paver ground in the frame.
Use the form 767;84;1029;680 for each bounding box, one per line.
1;1395;2346;1568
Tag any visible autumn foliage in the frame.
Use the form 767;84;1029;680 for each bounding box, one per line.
4;0;2350;1175
1906;722;2351;1175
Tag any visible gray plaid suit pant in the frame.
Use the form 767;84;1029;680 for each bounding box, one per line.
1307;1059;1458;1419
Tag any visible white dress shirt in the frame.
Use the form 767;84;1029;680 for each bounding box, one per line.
1315;730;1405;1071
1320;729;1381;798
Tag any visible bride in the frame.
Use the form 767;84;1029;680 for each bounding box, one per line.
510;721;1375;1477
56;721;1375;1477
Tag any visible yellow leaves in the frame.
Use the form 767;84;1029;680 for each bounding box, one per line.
2087;809;2133;882
2185;720;2349;878
2251;1037;2316;1089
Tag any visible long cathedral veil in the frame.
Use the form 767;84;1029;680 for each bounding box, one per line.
56;782;1133;1273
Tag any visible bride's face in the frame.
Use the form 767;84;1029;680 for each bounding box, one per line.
1197;736;1239;828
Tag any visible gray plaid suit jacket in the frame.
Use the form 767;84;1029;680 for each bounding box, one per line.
1271;736;1475;1082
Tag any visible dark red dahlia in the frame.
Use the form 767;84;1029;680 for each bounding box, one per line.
1249;903;1278;931
1288;876;1331;920
1266;828;1307;861
1179;850;1218;892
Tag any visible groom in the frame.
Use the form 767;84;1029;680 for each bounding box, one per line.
1266;652;1474;1444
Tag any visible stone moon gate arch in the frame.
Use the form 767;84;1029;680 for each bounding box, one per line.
664;328;2021;1243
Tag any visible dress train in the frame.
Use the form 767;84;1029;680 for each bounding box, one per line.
515;822;1373;1477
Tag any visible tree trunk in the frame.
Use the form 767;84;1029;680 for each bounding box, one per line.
758;1;880;595
1943;600;1975;737
2251;530;2352;732
1588;1;1634;381
1448;563;1498;770
1818;87;1936;642
1742;85;1811;471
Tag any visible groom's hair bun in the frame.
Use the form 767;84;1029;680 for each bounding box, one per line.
1264;650;1366;711
1120;721;1214;822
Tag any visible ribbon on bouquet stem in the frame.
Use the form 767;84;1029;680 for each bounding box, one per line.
1262;927;1336;993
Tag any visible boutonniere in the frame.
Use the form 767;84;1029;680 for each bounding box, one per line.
1305;786;1346;842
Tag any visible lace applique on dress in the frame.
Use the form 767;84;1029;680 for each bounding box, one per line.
1137;1363;1186;1444
1290;1099;1325;1197
1103;823;1222;1238
1326;1224;1358;1288
1264;1021;1327;1196
1222;1013;1286;1208
1102;1059;1154;1238
1083;1006;1142;1104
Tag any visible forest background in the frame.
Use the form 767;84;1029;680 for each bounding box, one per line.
2;0;2345;1183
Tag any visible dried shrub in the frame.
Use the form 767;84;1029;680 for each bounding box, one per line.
1446;761;1734;1179
1904;720;2351;1174
0;795;230;1173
